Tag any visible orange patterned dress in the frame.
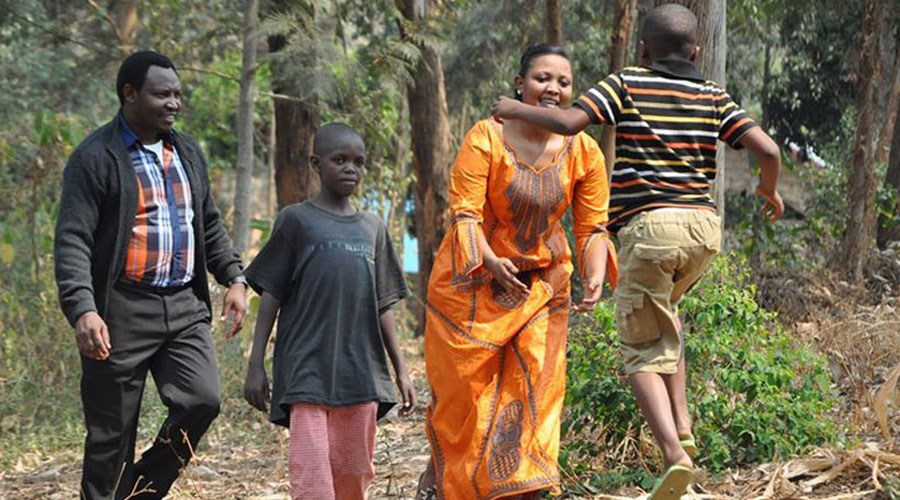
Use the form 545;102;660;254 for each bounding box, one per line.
424;119;617;499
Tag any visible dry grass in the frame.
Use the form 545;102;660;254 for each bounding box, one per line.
4;271;900;499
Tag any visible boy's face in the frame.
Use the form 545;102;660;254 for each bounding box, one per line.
312;134;367;198
515;54;573;109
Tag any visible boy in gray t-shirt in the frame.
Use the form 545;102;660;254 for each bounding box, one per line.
243;123;415;499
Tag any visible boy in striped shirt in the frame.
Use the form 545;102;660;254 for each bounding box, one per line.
493;3;783;498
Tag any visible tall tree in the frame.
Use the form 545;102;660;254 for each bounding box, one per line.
843;0;885;278
266;2;319;210
603;0;638;173
233;0;260;254
877;36;900;165
633;0;654;64
398;0;453;335
546;0;562;45
109;0;138;52
877;102;900;248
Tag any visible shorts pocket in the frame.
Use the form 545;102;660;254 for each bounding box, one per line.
687;215;722;253
632;243;681;263
614;291;662;345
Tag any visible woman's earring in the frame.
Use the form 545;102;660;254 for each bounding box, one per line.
515;89;522;96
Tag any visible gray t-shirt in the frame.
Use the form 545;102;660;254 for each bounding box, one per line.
245;202;409;427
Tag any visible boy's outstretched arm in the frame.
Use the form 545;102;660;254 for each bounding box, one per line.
492;96;592;136
380;309;416;416
244;291;280;413
738;127;785;222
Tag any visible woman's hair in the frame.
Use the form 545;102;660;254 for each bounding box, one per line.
517;43;568;77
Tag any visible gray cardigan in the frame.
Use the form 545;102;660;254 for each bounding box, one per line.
54;118;243;327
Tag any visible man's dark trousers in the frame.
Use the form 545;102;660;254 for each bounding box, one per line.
80;280;221;500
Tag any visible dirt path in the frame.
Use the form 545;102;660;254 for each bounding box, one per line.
1;338;896;499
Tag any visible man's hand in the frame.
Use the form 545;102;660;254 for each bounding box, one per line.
222;282;248;339
244;362;270;412
396;372;417;417
491;96;523;123
755;186;784;222
74;311;111;360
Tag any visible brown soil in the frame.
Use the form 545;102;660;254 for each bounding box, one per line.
3;282;900;499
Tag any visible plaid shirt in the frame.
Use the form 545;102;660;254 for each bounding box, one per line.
119;114;195;287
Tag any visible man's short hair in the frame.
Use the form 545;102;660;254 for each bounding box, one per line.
116;51;177;105
642;3;698;59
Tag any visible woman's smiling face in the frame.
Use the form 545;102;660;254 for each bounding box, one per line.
516;54;573;109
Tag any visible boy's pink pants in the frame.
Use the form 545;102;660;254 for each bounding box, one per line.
288;402;378;500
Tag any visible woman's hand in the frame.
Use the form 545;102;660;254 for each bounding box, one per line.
574;273;605;312
484;256;530;300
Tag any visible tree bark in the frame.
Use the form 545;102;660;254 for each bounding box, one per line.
761;34;772;131
877;42;900;164
603;0;638;175
268;34;317;210
633;0;654;64
108;0;138;53
877;102;900;248
233;0;259;254
546;0;563;45
399;0;453;336
843;0;884;278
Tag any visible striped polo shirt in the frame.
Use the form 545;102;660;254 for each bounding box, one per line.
118;114;196;287
574;57;757;232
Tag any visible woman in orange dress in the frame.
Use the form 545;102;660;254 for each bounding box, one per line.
417;44;618;500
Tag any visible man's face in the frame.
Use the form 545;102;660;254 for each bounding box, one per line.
123;65;181;139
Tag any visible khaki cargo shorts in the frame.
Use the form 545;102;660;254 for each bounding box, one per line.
613;208;721;374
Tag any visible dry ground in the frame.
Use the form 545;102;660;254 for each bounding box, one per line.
3;294;900;499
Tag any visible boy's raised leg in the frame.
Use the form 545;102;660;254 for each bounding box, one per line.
630;372;692;469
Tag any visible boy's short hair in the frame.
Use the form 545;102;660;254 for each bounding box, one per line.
313;122;362;156
116;50;177;105
641;3;698;59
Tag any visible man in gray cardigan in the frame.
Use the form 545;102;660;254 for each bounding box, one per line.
54;51;247;500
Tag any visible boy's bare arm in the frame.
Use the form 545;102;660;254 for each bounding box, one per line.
738;127;785;222
379;309;416;416
491;96;593;136
244;291;280;412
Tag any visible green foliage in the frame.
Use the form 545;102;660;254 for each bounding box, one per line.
0;111;87;468
726;103;866;271
767;0;860;148
562;254;839;485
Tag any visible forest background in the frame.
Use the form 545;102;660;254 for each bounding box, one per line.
2;0;900;498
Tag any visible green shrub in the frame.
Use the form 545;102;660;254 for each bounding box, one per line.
562;254;839;485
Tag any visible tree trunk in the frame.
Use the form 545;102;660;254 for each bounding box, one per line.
233;0;259;254
761;34;772;130
546;0;563;45
843;0;884;279
603;0;638;175
268;34;317;209
877;102;900;248
399;0;453;336
109;0;138;53
655;0;727;223
877;42;900;164
633;0;654;64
